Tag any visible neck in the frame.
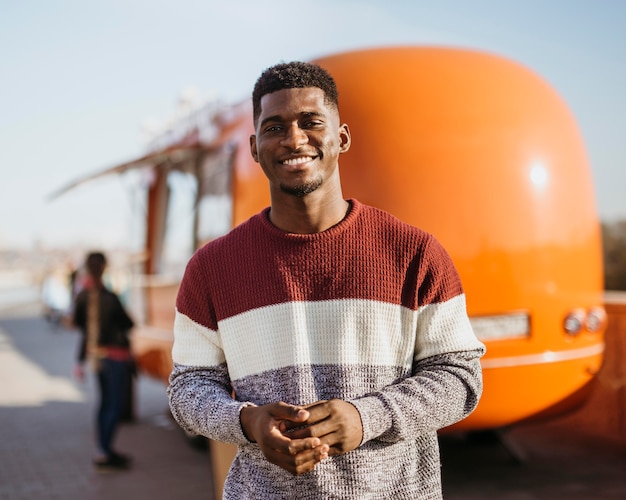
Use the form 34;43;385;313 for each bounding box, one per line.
268;191;349;234
90;278;104;289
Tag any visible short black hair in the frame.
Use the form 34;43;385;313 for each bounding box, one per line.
252;61;339;125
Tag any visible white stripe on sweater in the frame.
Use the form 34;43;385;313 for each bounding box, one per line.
173;294;481;380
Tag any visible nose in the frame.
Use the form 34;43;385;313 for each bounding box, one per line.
281;123;308;149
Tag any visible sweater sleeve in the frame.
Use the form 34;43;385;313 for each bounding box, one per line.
168;362;254;445
350;348;484;444
167;251;253;445
350;235;485;443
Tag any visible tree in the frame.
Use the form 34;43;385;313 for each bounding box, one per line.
602;219;626;291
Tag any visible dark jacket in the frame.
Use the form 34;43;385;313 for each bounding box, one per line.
73;286;134;363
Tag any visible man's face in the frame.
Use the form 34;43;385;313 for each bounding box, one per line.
250;87;350;198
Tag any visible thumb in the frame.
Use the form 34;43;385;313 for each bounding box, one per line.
274;402;310;423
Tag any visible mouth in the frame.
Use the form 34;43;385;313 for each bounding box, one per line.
280;155;316;167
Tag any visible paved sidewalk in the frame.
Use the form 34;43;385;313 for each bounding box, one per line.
0;308;215;500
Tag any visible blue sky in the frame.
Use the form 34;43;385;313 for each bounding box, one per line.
1;0;625;249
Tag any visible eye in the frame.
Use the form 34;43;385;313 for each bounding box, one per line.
303;120;324;129
263;124;283;134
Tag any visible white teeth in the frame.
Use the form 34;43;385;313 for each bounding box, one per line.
282;157;312;165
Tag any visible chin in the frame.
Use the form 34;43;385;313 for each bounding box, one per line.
280;181;322;197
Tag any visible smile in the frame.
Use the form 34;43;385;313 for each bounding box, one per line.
281;156;314;166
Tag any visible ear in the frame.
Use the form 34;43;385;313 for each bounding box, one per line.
339;124;351;153
249;135;259;162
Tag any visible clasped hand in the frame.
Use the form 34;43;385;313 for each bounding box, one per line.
240;399;363;475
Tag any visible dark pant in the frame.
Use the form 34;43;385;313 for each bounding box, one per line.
96;358;132;456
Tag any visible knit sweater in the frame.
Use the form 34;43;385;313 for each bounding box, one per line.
168;199;485;499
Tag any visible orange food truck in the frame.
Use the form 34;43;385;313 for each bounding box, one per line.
55;46;606;464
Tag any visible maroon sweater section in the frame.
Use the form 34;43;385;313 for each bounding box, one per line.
176;199;463;331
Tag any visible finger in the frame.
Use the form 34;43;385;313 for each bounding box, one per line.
301;400;331;423
302;400;328;410
263;426;300;453
282;401;331;433
272;402;310;423
287;436;322;455
290;444;330;475
314;443;330;462
265;443;326;476
286;418;334;440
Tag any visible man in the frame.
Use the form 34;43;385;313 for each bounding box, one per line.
73;251;134;470
168;61;485;499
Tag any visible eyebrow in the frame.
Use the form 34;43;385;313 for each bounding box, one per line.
259;111;325;129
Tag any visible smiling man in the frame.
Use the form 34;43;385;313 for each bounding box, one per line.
167;61;485;499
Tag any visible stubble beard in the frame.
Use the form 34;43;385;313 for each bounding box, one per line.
280;177;323;198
